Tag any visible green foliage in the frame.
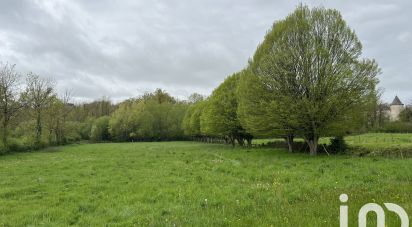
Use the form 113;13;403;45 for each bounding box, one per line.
22;73;55;146
187;93;205;104
109;89;187;141
345;133;412;157
182;105;194;136
141;99;186;140
0;6;387;157
399;107;412;122
0;62;23;148
201;73;252;145
246;5;380;154
237;69;294;138
327;136;348;154
375;122;412;133
5;138;33;152
90;116;111;142
109;101;138;141
64;121;82;142
73;97;115;119
182;101;206;137
78;119;94;140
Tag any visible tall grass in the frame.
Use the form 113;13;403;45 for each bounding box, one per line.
0;142;411;226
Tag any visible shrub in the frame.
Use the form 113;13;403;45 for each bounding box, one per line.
64;121;82;143
0;144;7;155
375;122;412;133
79;121;93;140
7;138;28;152
0;138;35;154
90;116;111;142
350;145;412;158
326;136;348;154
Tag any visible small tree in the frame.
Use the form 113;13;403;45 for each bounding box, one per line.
22;73;55;147
90;116;111;142
59;90;74;143
109;101;136;141
400;107;412;122
187;93;205;104
44;96;64;145
0;63;23;148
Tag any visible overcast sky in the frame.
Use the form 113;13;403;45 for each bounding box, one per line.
0;0;411;103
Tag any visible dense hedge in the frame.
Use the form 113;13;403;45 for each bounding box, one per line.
373;122;412;133
349;145;412;158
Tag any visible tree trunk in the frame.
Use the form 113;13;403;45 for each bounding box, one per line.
55;121;61;145
35;110;42;146
246;138;252;147
229;136;235;147
61;115;66;144
236;137;244;147
306;136;318;155
2;117;8;147
286;134;294;153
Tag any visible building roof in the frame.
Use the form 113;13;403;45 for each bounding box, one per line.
391;96;404;106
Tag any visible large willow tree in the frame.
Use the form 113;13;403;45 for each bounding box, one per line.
243;5;380;155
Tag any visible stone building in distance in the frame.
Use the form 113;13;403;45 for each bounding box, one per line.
389;96;404;121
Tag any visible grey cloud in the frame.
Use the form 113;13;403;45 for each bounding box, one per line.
0;0;411;103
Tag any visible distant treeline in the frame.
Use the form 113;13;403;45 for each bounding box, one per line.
2;5;410;155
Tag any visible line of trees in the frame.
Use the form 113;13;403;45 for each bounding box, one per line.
183;5;380;155
0;67;193;154
0;63;58;151
1;5;382;156
0;62;123;154
0;60;194;154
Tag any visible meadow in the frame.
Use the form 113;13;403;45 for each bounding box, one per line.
0;139;411;226
254;133;412;157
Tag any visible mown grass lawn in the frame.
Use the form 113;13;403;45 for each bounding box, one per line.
0;142;411;226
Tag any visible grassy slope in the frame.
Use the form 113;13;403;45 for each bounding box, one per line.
255;133;412;157
0;142;411;226
254;133;412;146
345;133;412;147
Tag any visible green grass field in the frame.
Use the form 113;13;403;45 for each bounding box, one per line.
254;133;412;146
254;133;412;157
1;140;411;226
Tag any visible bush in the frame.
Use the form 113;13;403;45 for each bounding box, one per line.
7;138;29;152
0;144;7;155
326;136;348;154
350;145;412;158
375;122;412;133
64;121;82;143
0;138;35;154
261;140;317;153
90;116;111;142
79;121;93;140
